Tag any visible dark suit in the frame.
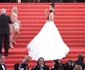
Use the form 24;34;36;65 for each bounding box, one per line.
31;65;50;70
75;60;85;70
64;63;74;70
0;14;12;54
0;63;6;70
51;64;65;70
14;63;29;70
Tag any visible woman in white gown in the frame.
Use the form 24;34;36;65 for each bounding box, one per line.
27;4;69;61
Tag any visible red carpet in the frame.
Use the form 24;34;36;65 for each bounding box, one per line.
0;3;85;70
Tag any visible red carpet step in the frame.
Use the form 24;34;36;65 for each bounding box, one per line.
0;3;85;70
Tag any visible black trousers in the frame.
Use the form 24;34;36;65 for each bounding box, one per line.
0;34;9;54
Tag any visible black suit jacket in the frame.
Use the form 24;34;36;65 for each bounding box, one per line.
0;14;12;34
51;63;65;70
14;63;29;70
0;63;6;70
31;65;50;70
64;63;74;70
75;60;85;70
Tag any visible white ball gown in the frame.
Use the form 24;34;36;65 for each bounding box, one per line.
27;11;69;61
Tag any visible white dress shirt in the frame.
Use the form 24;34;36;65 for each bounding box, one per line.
1;64;6;70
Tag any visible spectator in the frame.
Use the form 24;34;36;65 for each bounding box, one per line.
75;54;85;70
27;0;32;2
9;0;17;2
0;8;12;56
14;56;30;70
73;65;82;70
40;0;46;2
33;0;40;2
0;0;8;2
17;0;21;3
52;0;57;3
63;0;74;2
0;54;6;70
31;57;50;70
64;60;74;70
51;59;65;70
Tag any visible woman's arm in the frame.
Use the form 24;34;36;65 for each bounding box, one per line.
11;13;21;23
11;14;15;23
45;9;49;16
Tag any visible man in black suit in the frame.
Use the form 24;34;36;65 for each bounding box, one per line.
0;8;12;56
0;54;6;70
75;54;85;70
31;57;50;70
14;56;30;70
64;60;74;70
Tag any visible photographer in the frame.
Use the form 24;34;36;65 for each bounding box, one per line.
31;57;50;70
64;60;74;70
51;59;65;70
14;56;30;70
75;54;85;70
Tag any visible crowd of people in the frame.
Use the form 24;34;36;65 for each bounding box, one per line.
14;54;85;70
0;0;85;2
0;54;85;70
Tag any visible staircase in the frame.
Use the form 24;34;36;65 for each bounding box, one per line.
0;3;85;70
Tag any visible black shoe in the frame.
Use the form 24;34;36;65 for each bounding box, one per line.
4;53;8;56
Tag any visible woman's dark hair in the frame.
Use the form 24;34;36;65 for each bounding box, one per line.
37;57;45;65
78;54;84;61
50;3;55;8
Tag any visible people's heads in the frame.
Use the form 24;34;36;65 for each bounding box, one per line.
21;56;30;64
54;59;61;65
73;65;82;70
0;54;5;63
78;54;84;61
49;3;55;10
1;8;6;14
67;60;73;65
37;57;45;66
12;6;18;14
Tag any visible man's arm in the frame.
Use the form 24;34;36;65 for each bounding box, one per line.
8;16;12;24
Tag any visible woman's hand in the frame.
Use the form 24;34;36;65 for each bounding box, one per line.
45;9;48;13
45;9;48;16
17;20;21;23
